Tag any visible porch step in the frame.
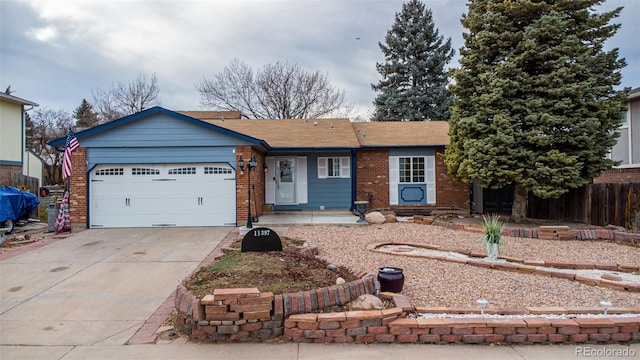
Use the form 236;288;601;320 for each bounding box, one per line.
390;206;469;217
391;206;433;216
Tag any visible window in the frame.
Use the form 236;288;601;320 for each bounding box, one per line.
204;166;232;175
131;168;160;175
95;168;123;176
168;167;196;175
318;157;350;179
620;110;629;128
399;157;425;183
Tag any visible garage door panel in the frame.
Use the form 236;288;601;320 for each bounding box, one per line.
90;163;235;228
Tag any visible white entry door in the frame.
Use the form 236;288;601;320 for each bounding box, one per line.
275;158;296;205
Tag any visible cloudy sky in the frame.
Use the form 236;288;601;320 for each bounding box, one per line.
1;0;638;119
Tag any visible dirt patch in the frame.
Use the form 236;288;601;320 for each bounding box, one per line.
184;237;359;298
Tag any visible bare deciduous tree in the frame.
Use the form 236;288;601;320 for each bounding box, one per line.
92;73;161;123
196;59;352;119
27;108;75;185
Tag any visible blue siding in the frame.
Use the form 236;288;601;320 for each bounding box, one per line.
398;184;427;204
79;113;253;148
390;148;437;156
272;151;352;210
87;147;236;170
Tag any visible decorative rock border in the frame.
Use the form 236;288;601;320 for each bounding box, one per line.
368;242;640;293
282;295;640;344
173;229;640;345
175;272;377;342
413;215;640;246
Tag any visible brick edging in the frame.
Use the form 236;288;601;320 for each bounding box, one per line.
175;273;377;342
419;217;640;246
368;241;640;292
283;302;640;344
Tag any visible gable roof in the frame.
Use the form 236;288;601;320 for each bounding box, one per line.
49;106;267;148
351;121;449;147
194;117;362;149
49;107;451;150
183;111;450;149
176;110;241;120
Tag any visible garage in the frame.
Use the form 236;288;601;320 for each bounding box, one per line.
90;163;236;228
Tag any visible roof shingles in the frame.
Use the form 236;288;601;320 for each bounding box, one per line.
181;111;450;149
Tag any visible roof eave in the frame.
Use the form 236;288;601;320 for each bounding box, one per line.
48;106;268;148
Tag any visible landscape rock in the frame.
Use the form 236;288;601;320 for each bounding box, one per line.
365;211;386;224
348;294;384;310
327;264;338;271
336;277;346;285
384;214;397;223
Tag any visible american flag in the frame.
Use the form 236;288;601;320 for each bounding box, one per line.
61;129;79;180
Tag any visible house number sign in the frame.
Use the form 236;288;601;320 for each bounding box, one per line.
241;227;282;252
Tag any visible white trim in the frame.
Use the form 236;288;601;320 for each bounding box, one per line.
296;156;308;204
389;157;399;205
613;163;640;169
389;155;436;205
317;156;350;179
426;156;436;204
265;157;276;204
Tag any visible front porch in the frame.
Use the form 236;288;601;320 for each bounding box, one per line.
250;210;361;226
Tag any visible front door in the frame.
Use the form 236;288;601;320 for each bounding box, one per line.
276;158;296;205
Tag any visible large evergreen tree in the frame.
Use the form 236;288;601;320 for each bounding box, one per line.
73;99;99;128
372;0;454;121
444;0;628;222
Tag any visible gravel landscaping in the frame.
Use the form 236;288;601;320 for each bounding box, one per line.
285;223;640;309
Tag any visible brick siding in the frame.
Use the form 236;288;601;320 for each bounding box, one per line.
355;149;470;212
236;146;265;225
69;148;88;231
355;149;389;210
593;167;640;183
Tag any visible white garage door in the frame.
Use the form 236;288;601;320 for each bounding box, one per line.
90;163;236;227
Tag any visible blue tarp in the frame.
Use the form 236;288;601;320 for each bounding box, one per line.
0;186;40;223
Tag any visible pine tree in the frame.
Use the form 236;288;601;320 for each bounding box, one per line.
73;99;99;128
444;0;628;222
372;0;454;121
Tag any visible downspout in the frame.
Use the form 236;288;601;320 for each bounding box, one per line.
21;104;37;177
350;149;357;211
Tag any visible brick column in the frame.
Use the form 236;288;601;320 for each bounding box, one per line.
69;147;88;232
356;149;389;211
236;146;265;225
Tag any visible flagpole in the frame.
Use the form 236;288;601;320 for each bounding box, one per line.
61;128;79;233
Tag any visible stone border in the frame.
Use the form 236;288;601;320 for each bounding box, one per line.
171;228;639;345
413;215;640;246
285;311;640;344
368;242;640;292
175;273;377;342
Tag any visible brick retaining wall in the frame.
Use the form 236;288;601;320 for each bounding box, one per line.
283;302;640;344
175;274;377;342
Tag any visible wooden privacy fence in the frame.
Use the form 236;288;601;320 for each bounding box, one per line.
527;182;640;231
8;173;39;194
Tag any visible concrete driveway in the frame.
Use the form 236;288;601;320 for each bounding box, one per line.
0;227;230;346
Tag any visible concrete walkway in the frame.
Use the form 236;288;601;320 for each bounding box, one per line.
1;226;638;359
257;210;362;226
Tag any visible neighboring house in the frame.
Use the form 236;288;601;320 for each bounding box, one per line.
595;87;640;183
49;106;469;230
0;92;39;186
23;149;45;189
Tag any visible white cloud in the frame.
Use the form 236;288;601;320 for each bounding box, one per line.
2;0;637;118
